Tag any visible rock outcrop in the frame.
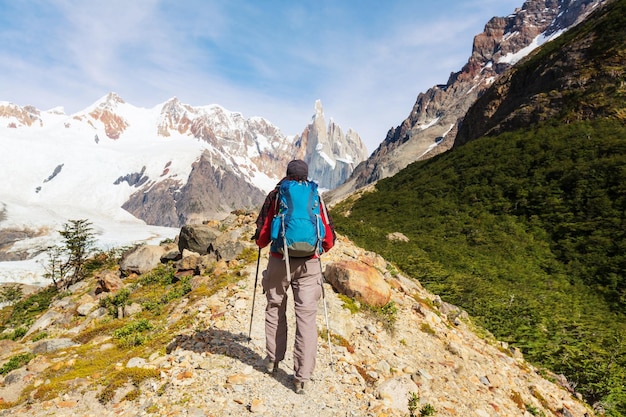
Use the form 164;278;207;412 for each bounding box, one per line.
296;100;369;190
325;259;391;307
455;0;623;147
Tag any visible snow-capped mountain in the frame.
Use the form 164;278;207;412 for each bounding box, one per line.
0;94;367;284
328;0;607;202
296;100;369;190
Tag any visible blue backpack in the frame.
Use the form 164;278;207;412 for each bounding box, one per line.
270;180;325;257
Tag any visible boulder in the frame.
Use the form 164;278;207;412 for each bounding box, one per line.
214;230;249;261
324;260;391;307
24;310;64;338
387;232;409;242
120;245;167;275
376;376;418;413
123;302;143;318
160;242;181;262
32;338;80;354
0;339;21;361
95;270;124;294
76;302;96;316
178;225;222;255
175;250;217;274
323;285;357;340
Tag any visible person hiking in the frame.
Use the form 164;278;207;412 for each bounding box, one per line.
253;159;336;394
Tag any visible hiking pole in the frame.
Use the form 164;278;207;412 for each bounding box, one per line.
247;247;262;341
319;256;334;368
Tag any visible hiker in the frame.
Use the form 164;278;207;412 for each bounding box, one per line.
253;159;336;394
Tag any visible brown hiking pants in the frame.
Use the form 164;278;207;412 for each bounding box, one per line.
262;255;322;383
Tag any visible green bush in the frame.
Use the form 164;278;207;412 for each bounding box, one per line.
113;319;154;347
4;286;58;329
0;353;35;375
0;284;23;306
100;288;131;316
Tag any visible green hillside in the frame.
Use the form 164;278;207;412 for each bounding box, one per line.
331;0;626;414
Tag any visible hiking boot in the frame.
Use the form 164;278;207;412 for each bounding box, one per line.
263;356;279;374
293;380;305;394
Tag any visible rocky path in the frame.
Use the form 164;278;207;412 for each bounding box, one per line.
2;238;593;416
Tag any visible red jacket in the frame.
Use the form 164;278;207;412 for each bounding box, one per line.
254;178;335;258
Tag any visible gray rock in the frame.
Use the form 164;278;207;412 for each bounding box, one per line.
24;310;63;338
127;357;148;368
178;224;222;255
77;302;96;316
3;368;27;385
123;302;143;317
32;338;80;354
376;376;417;413
160;242;181;262
120;245;167;275
214;231;248;261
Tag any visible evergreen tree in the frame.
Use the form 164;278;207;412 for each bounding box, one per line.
43;219;96;288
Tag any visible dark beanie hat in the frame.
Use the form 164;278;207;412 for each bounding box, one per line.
286;159;308;178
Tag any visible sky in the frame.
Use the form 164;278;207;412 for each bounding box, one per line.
0;0;523;153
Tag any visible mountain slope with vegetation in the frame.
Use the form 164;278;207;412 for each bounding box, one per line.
0;214;594;416
331;0;626;415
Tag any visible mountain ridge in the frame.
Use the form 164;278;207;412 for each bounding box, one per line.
0;95;368;283
327;0;608;204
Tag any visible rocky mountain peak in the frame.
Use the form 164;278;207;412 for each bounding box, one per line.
102;91;125;107
70;92;131;140
0;102;43;128
455;0;623;147
327;0;607;203
297;100;369;189
157;97;196;137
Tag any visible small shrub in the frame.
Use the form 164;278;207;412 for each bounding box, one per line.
365;301;398;333
355;365;377;385
387;263;400;277
97;367;160;404
6;286;57;327
420;403;436;416
100;288;131;316
511;390;525;409
31;331;48;342
84;247;125;274
139;264;176;286
319;328;355;353
0;284;23;306
237;247;259;264
0;353;35;375
408;392;420;417
526;404;545;416
338;294;360;314
0;327;27;341
380;302;398;328
141;299;162;315
113;319;154;347
420;322;437;336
